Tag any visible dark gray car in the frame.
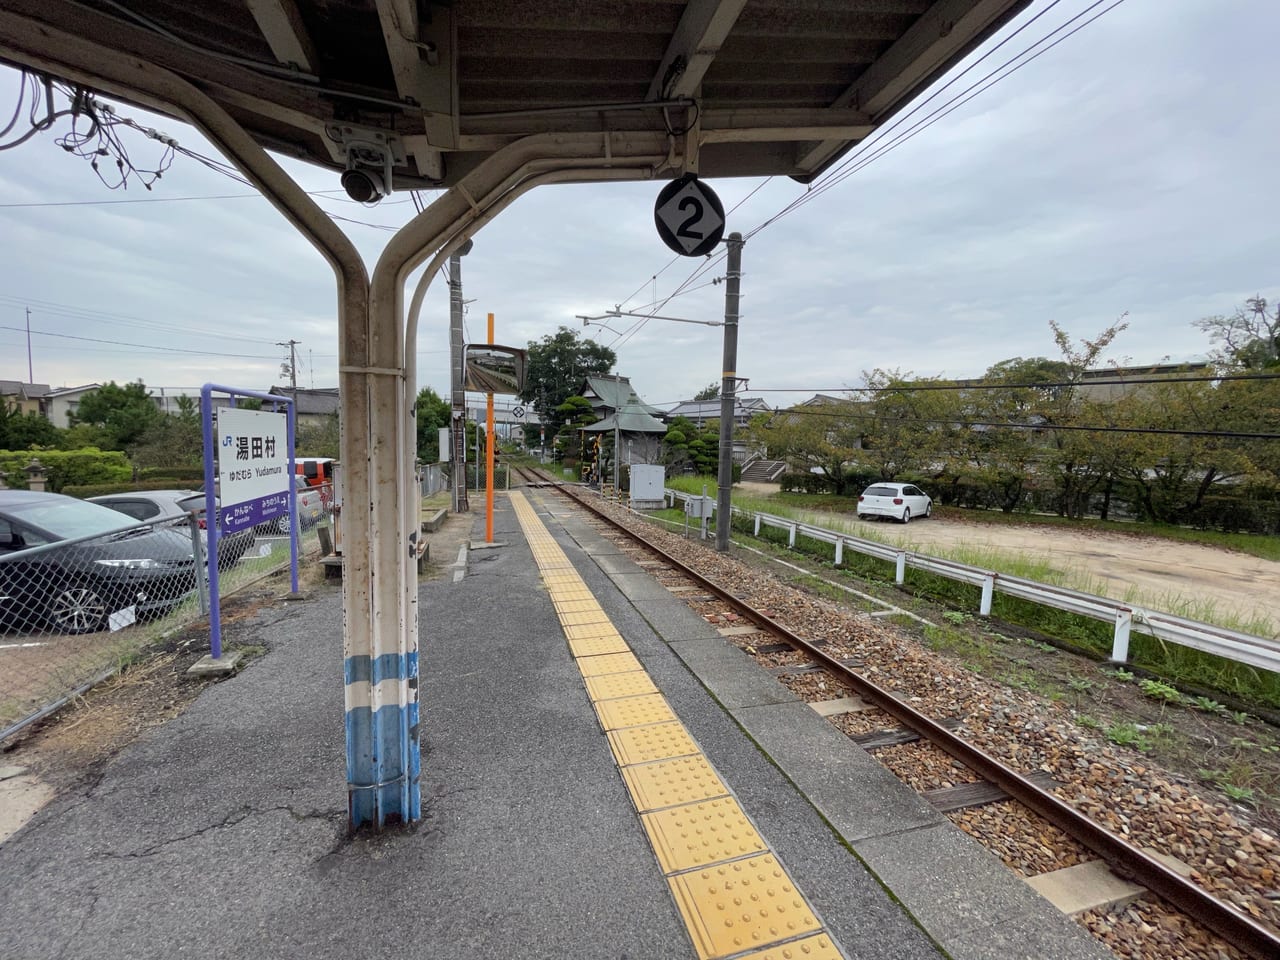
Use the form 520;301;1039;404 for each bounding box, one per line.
0;490;198;634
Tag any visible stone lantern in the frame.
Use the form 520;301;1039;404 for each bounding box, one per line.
24;458;48;492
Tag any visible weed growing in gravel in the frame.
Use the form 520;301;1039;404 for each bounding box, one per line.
1139;679;1186;705
1106;722;1147;749
943;611;972;625
1198;768;1259;806
1192;696;1228;716
1076;714;1102;729
1109;667;1136;682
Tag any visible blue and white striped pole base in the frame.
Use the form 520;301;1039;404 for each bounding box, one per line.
344;651;421;828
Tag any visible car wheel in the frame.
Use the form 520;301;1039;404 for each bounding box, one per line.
856;513;866;521
48;582;109;634
900;508;911;524
924;503;932;518
276;513;292;535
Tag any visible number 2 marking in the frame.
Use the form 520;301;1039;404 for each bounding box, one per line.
677;196;704;239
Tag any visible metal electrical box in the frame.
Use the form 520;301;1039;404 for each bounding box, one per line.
629;464;666;510
684;495;715;519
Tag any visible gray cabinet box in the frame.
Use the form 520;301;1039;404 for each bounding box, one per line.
629;464;665;509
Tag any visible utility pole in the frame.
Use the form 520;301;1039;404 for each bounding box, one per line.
614;372;621;497
25;307;33;382
715;233;743;552
449;241;473;513
277;339;300;389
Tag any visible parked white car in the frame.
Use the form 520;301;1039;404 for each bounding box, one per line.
856;482;932;523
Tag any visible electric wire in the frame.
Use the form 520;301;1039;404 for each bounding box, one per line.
0;294;285;346
743;372;1280;395
0;324;281;358
607;0;1124;341
757;404;1280;441
751;0;1126;236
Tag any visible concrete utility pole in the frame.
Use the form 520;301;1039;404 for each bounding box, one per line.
277;339;300;389
715;233;744;552
449;241;473;512
25;307;33;383
614;372;622;497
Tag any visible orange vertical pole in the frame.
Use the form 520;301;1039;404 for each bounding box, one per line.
486;312;495;543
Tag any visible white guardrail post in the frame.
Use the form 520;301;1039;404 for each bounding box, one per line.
980;575;994;616
834;538;844;565
1113;608;1133;663
895;552;906;585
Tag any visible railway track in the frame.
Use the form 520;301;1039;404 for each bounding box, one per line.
513;467;1280;960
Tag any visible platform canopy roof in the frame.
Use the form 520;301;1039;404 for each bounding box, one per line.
0;0;1030;189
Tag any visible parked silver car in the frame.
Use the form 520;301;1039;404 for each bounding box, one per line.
856;482;932;523
90;489;256;569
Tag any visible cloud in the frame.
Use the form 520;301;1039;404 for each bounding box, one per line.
0;0;1277;414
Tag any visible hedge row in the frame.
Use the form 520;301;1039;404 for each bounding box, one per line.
0;448;131;492
63;478;204;499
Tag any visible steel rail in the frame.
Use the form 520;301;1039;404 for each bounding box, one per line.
528;474;1280;960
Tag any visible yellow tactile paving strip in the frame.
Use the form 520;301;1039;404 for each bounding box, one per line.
510;491;844;960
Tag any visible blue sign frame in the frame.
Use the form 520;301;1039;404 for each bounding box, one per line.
200;383;298;660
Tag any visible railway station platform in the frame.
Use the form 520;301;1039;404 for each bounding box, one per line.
0;488;1109;960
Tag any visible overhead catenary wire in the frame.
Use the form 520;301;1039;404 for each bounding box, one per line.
748;0;1102;236
758;403;1279;441
743;372;1280;395
606;0;1125;341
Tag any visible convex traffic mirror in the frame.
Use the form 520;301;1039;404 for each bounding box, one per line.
463;344;527;395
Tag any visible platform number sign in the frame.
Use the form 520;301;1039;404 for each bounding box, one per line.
654;174;726;257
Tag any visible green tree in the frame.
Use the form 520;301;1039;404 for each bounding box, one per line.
553;395;597;462
765;397;866;495
1195;296;1280;370
956;357;1067;513
661;415;720;474
520;327;615;438
297;413;340;459
69;380;161;451
855;369;956;482
130;394;204;470
693;382;720;401
413;386;451;462
130;415;203;469
1040;318;1129;517
0;401;60;450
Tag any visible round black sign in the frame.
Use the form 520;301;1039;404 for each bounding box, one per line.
653;174;726;257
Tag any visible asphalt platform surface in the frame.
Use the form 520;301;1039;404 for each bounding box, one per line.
0;489;1109;960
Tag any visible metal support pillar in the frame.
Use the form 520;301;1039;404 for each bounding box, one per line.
449;249;469;513
715;233;743;552
0;9;673;834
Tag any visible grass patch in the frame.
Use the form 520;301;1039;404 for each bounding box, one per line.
718;508;1280;712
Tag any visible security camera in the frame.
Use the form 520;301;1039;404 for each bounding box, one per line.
340;140;394;205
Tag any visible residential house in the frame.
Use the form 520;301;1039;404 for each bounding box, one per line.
269;386;341;429
0;380;51;418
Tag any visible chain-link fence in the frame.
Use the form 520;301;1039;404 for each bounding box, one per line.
0;488;329;740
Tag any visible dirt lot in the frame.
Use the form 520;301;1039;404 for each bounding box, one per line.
734;484;1280;633
866;516;1280;630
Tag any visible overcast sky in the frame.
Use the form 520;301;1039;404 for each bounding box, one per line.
1;0;1276;416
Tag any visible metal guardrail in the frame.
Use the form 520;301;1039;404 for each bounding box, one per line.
661;489;1280;673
